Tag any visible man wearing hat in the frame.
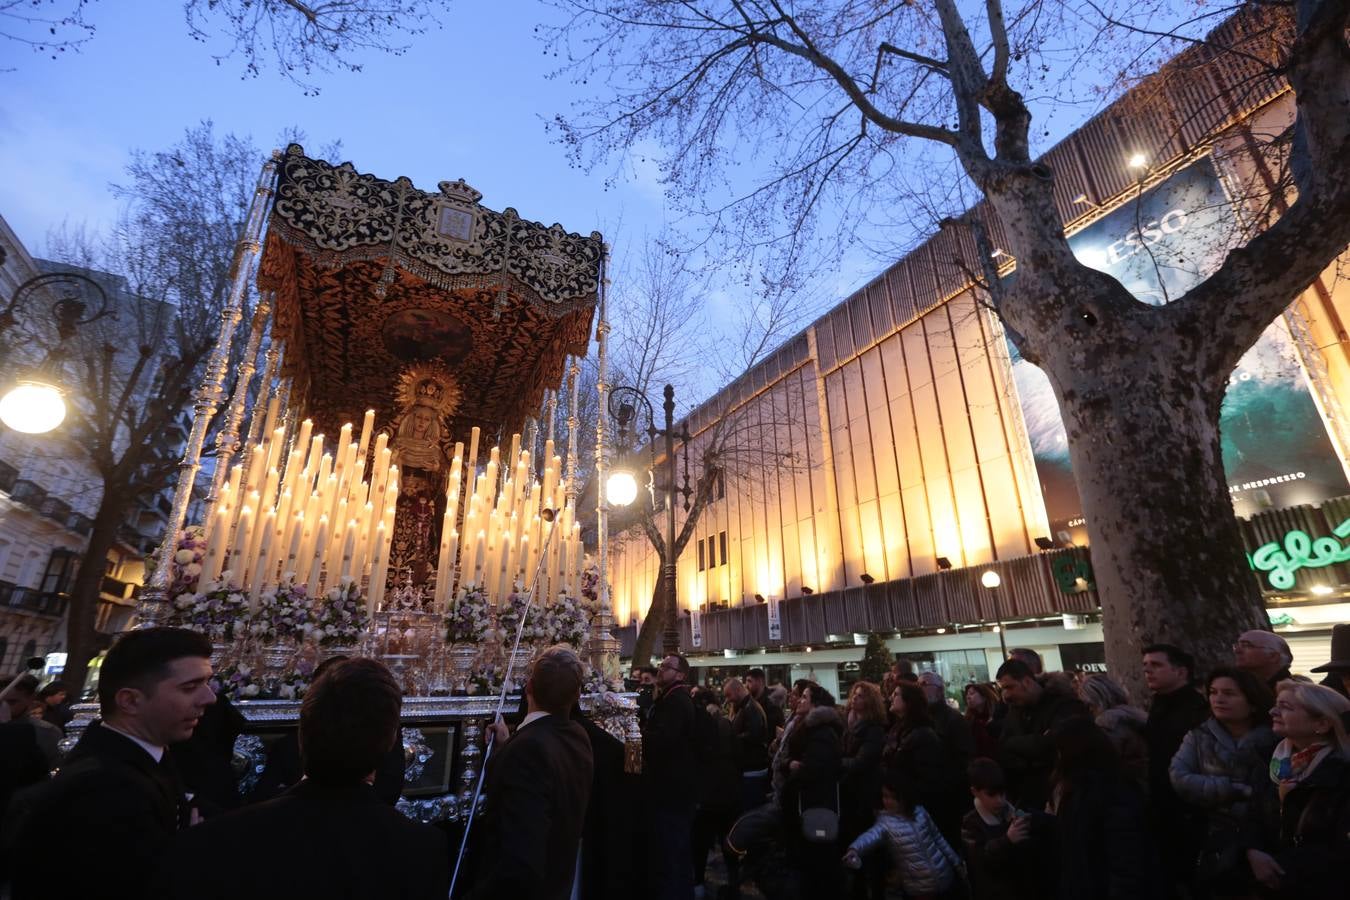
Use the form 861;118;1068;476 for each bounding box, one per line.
1311;623;1350;700
1233;629;1293;692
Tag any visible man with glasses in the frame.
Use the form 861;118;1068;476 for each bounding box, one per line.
1233;630;1294;692
1141;643;1208;896
641;655;696;900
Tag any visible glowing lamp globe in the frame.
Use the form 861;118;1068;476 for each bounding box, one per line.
606;470;639;507
981;570;1001;589
0;380;66;434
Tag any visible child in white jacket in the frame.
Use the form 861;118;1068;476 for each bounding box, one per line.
843;770;964;900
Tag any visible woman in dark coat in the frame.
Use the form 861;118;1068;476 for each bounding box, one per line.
1048;716;1161;899
782;683;844;900
841;681;887;835
1169;667;1277;896
964;683;1001;759
1244;681;1350;899
885;682;964;842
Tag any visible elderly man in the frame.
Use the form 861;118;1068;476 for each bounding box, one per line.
1234;629;1293;691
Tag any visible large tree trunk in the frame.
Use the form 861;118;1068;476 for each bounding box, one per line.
63;491;127;699
1050;334;1266;697
630;577;666;666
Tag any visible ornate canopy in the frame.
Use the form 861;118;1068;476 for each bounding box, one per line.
258;144;602;441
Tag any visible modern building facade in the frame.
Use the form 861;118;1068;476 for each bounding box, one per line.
607;9;1350;696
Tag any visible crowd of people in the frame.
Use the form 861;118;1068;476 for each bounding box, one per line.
0;622;1346;900
633;626;1350;900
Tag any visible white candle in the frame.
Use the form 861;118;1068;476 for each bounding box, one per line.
261;395;280;442
357;409;375;462
472;529;486;587
339;519;359;579
203;504;229;584
282;511;305;580
294;419;314;471
351;501;375;576
467;426;481;474
306;515;329;591
367;521;389;616
249;512;276;602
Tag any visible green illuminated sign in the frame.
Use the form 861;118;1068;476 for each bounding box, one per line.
1248;518;1350;589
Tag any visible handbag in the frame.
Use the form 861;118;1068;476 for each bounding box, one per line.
1195;829;1246;890
798;785;841;844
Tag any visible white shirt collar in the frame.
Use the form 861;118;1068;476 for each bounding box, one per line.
520;710;551;730
103;722;165;763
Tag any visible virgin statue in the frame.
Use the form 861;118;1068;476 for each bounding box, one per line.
384;364;461;600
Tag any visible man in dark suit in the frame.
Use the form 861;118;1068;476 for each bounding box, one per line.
4;628;217;900
642;653;697;900
156;657;450;900
476;645;594;900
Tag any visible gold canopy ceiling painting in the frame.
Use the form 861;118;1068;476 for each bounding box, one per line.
257;144;602;441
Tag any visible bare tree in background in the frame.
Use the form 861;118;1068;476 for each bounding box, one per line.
37;122;264;695
183;0;452;94
2;0;449;94
547;1;1350;681
612;261;807;664
0;0;94;60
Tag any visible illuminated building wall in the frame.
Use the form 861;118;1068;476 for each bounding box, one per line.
608;8;1350;634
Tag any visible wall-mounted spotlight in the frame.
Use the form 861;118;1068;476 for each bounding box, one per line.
1034;536;1056;551
754;593;766;603
801;586;814;595
860;573;875;585
936;557;953;570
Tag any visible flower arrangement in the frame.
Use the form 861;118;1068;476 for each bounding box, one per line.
539;591;591;649
274;656;316;700
582;665;622;697
166;527;208;600
466;662;503;696
445;586;492;644
167;582;249;642
496;588;544;646
213;663;262;702
249;579;314;644
316;577;368;646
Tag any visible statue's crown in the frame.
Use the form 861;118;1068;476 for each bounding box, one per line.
416;380;444;403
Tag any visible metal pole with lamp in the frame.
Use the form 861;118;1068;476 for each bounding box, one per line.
981;570;1009;658
606;384;693;656
0;272;113;435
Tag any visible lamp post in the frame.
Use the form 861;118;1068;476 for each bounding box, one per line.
0;272;112;435
980;570;1009;658
606;383;693;656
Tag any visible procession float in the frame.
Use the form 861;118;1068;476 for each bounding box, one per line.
67;145;638;823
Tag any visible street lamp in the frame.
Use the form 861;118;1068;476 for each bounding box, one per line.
607;383;693;655
605;469;639;507
0;377;66;434
0;272;112;435
980;569;1009;657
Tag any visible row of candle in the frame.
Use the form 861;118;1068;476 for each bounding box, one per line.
431;430;587;611
199;405;399;615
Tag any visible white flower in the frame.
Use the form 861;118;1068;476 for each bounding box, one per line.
241;684;260;698
279;684;296;700
184;563;203;577
174;549;196;565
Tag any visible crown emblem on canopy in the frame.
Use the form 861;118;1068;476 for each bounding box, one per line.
437;178;483;206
